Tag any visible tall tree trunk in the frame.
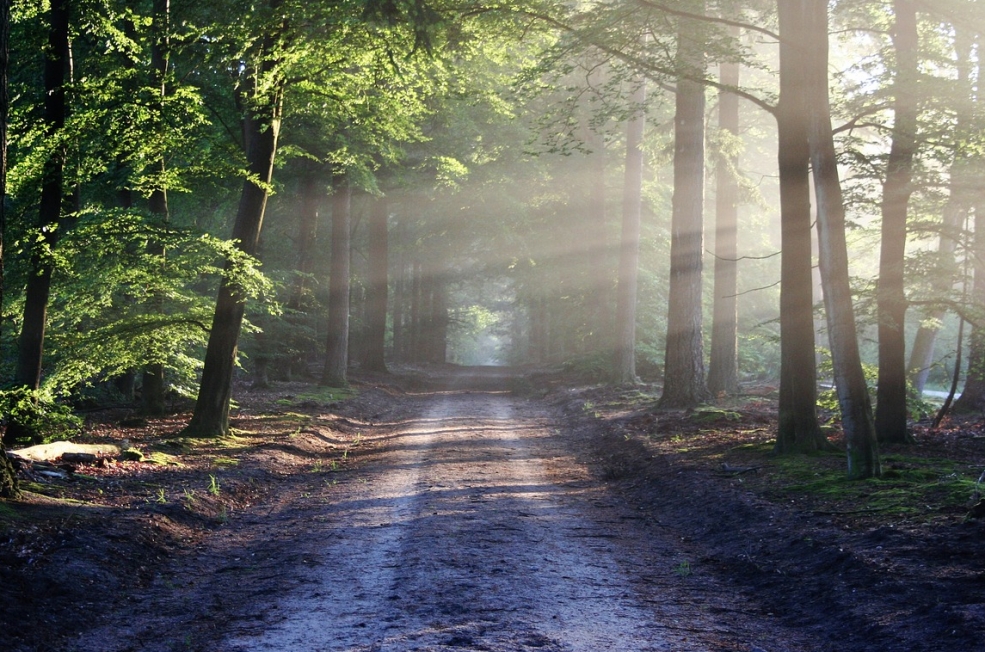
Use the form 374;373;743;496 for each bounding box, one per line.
954;46;985;412
955;202;985;411
775;0;825;453
660;5;710;409
806;0;880;479
907;29;974;395
875;0;918;444
4;0;70;447
321;176;352;386
184;52;284;437
708;29;741;397
392;228;406;363
142;0;170;416
0;0;19;497
410;259;422;362
363;195;389;372
612;78;646;383
285;171;320;377
288;173;320;311
428;271;448;364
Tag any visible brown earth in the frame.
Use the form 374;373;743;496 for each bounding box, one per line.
1;365;983;651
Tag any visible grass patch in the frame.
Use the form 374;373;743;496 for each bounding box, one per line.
765;451;980;519
211;457;239;468
277;386;358;407
144;451;183;466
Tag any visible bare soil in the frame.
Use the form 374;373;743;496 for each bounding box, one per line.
1;366;983;651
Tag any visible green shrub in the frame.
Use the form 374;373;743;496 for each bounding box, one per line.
0;388;82;446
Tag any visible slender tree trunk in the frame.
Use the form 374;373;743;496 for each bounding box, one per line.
708;30;741;397
392;229;406;363
955;201;985;411
907;29;973;395
410;259;422;362
142;0;171;415
660;5;710;409
363;195;389;372
954;43;985;412
613;78;646;384
875;0;918;444
775;0;826;453
321;176;352;386
429;272;448;363
284;171;320;377
0;0;19;497
587;120;609;351
419;268;435;362
806;0;880;479
184;57;283;437
4;0;70;447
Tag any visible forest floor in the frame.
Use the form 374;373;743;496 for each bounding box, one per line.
1;365;984;651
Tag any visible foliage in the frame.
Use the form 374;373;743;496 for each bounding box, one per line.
0;388;82;447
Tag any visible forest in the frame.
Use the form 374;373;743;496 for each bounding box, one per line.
3;0;982;487
4;1;985;649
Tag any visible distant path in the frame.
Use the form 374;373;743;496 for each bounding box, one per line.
221;372;797;651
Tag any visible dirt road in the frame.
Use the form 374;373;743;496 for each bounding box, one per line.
213;381;801;652
69;372;808;652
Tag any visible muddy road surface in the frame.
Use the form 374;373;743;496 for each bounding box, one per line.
76;370;807;652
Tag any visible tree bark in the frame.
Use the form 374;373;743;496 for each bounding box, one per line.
806;0;880;478
142;0;170;416
660;5;710;409
184;49;283;437
875;0;918;444
0;0;19;497
955;201;985;412
392;224;406;363
4;0;70;447
288;172;320;311
410;259;422;362
907;28;973;395
613;78;646;384
321;176;352;386
707;29;740;397
954;36;985;412
363;195;389;372
775;0;826;453
427;271;448;364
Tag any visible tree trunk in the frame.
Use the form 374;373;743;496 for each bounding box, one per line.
184;57;283;437
660;5;710;409
775;0;826;453
806;0;880;479
321;176;352;386
0;0;19;498
392;233;406;363
707;30;740;397
907;28;973;395
875;0;918;444
142;0;170;416
286;170;320;377
430;272;448;363
612;78;646;384
587;117;609;352
4;0;70;447
955;201;985;411
410;259;422;362
363;195;389;372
